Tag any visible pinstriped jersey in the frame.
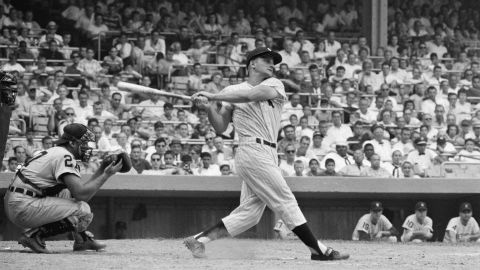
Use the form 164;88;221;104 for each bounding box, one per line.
19;146;81;189
230;77;286;143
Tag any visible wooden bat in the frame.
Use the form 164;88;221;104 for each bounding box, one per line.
117;82;191;100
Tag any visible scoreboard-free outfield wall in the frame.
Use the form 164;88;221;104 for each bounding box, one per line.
1;174;479;241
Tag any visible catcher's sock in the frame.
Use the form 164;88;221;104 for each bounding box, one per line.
292;223;327;255
194;221;228;244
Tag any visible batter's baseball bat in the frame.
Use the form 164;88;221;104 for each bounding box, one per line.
117;82;191;100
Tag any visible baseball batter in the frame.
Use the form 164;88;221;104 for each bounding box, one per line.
184;47;349;261
4;123;124;253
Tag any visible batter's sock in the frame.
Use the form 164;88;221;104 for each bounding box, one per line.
292;223;327;255
194;221;228;244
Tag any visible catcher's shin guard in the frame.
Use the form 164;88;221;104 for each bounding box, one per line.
19;218;75;253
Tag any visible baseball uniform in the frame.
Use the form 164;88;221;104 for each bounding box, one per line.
221;77;307;236
443;217;480;243
353;213;393;240
4;147;93;231
401;214;433;242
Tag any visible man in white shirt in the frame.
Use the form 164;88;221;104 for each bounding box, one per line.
306;132;329;160
92;125;111;153
73;91;93;124
193;152;221;176
342;53;362;79
292;30;314;58
325;111;353;145
281;93;303;126
324;31;341;58
138;94;165;119
88;101;117;122
279;144;297;176
279;39;301;67
363;125;392;162
320;141;354;172
407;137;439;177
382;150;404;178
356;98;377;124
392;128;415;157
444;202;480;243
358;61;383;92
426;34;448;58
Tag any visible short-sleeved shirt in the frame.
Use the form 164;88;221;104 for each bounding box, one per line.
402;214;433;233
354;213;393;240
231;77;286;143
19;146;81;190
444;217;480;242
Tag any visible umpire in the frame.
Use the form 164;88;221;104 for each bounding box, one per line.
0;71;17;162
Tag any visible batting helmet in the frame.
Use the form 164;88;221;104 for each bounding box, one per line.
0;71;18;106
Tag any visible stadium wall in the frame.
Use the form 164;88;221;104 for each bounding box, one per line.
1;174;479;241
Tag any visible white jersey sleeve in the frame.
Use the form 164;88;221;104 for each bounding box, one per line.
446;217;458;232
260;77;286;102
379;215;393;230
354;214;371;233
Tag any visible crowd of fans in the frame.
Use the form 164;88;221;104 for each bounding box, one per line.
2;0;480;178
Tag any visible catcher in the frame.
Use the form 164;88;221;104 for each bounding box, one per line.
3;123;132;253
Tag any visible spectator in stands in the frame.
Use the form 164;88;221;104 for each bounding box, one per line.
49;84;75;109
279;143;297;176
175;123;190;140
401;161;418;178
444;202;480;243
130;145;151;174
204;73;224;94
2;54;25;74
145;138;167;162
159;102;177;123
455;139;480;162
142;153;167;175
306;131;328;159
407;137;439;177
293;160;305;177
361;154;392;178
279;38;301;67
211;136;232;165
400;202;433;243
72;91;92;124
5;157;17;172
306;158;321;176
131;35;156;72
89;101;117;122
78;48;104;87
321;141;354;172
92;125;111;153
146;30;166;57
352;201;398;242
38;136;53;152
187;63;205;93
318;158;339;176
339;149;368;176
363;125;392;162
325;111;353;144
46;98;64;135
382;150;404;178
194;152;221;176
39;40;65;67
171;41;189;65
137;93;164;119
19;130;39;157
292;30;314;58
39;21;63;45
13;145;27;165
429;134;456;157
103;47;123;75
278;125;298;154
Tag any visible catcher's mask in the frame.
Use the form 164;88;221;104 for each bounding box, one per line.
0;71;17;106
55;123;96;162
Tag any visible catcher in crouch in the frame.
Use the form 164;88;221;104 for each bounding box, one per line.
4;123;132;253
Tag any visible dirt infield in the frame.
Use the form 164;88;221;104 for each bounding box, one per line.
1;238;479;270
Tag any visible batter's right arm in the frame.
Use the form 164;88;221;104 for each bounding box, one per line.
207;102;233;133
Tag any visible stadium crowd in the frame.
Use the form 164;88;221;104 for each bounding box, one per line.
2;0;480;178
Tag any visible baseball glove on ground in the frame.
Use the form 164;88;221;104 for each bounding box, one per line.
101;152;132;173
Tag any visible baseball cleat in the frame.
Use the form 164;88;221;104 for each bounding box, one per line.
18;233;51;254
311;247;349;261
183;237;206;258
73;231;106;251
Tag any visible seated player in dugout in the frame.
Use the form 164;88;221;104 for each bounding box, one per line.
352;201;398;242
443;202;480;243
400;201;433;243
3;123;129;253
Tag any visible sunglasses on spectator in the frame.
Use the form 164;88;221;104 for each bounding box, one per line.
156;144;166;147
113;99;121;102
151;158;161;161
286;150;295;153
420;46;426;49
205;137;213;141
66;113;75;116
425;118;432;120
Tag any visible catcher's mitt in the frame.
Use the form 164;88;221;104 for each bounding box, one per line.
101;152;132;173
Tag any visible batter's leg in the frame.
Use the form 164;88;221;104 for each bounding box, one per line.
237;161;349;261
184;181;266;258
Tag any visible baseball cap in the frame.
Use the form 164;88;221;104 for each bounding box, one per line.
313;131;323;138
415;201;428;211
245;47;282;67
436;135;446;144
370;201;383;212
414;137;427;145
54;123;94;145
47;21;57;28
170;138;182;145
335;140;348;147
461;119;471;127
459;202;473;212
